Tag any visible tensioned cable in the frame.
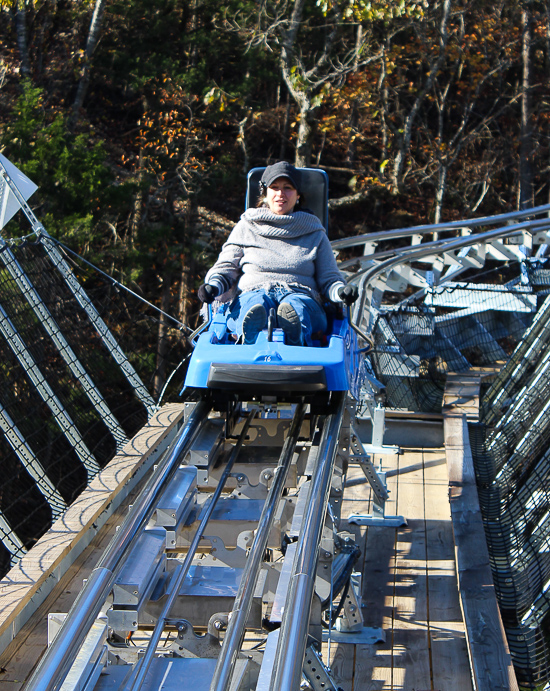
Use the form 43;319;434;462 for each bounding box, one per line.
44;237;192;333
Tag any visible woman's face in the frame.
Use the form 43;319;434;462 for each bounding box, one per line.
265;177;299;215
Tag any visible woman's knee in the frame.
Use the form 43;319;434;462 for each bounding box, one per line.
280;295;327;337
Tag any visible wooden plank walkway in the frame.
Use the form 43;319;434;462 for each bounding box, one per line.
445;414;518;691
0;407;513;690
325;443;474;690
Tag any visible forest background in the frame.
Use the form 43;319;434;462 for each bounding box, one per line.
0;0;548;399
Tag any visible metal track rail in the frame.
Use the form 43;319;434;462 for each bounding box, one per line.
270;393;346;690
352;216;550;332
210;403;307;691
24;399;211;691
129;407;259;691
22;392;355;691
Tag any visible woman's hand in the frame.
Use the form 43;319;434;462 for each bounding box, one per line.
338;284;359;305
198;283;219;304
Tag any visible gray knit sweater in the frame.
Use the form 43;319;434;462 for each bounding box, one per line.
205;208;345;303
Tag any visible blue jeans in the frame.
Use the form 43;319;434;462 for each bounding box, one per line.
226;287;327;345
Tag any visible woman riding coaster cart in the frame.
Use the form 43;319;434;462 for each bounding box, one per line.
197;161;358;346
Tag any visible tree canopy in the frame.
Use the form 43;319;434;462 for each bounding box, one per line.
0;0;549;391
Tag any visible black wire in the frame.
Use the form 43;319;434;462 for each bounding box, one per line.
44;236;191;332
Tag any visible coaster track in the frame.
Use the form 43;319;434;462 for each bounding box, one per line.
20;203;550;691
4;148;550;688
25;394;355;691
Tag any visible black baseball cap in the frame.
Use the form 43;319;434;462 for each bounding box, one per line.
260;162;301;192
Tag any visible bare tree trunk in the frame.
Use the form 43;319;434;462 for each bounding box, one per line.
278;0;367;168
354;24;363;72
70;0;106;127
237;113;250;174
279;90;292;160
15;0;31;77
129;149;143;249
153;272;172;400
519;8;533;210
391;0;451;192
280;0;307;165
188;0;199;71
434;164;448;224
346;99;359;165
179;196;199;328
379;45;389;167
295;103;316;167
179;252;194;329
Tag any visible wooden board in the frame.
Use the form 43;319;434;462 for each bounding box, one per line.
0;403;186;658
345;441;474;691
353;451;399;690
390;449;431;690
325;459;371;690
0;487;141;689
444;414;519;691
423;448;472;691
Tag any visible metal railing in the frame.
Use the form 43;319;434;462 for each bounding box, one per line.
269;393;346;690
24;399;210;691
346;215;550;335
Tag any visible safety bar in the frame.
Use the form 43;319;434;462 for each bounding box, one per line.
187;303;213;347
346;303;374;351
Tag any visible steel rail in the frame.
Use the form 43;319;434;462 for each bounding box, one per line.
352;216;550;333
481;294;550;425
210;403;307;691
23;399;211;691
269;392;346;691
331;202;550;251
130;407;259;691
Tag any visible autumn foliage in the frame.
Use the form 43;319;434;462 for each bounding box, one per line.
0;0;548;354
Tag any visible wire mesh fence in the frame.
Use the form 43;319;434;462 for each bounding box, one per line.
0;236;188;577
368;279;542;413
470;423;550;688
466;295;550;689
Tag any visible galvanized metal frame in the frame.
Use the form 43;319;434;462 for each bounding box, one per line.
0;238;129;448
0;159;156;417
0;301;100;476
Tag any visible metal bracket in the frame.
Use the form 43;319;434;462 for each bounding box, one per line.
335;572;363;633
303;643;342;691
322;626;386;645
347;426;406;528
362;402;400;455
348;511;407;527
322;573;386;645
164;618;222;658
